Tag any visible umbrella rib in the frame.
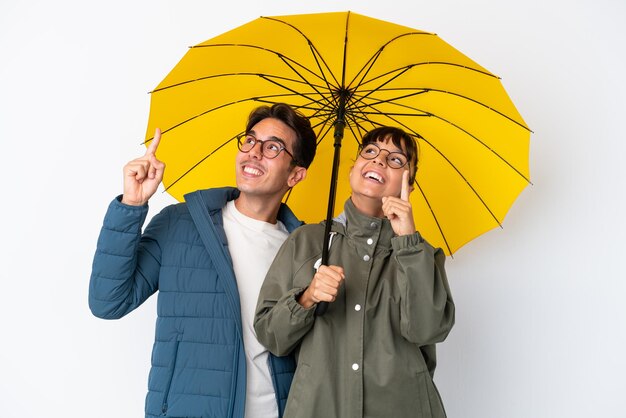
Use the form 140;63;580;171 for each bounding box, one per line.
351;63;502;126
153;43;338;97
344;109;388;135
274;56;337;110
152;71;340;133
340;110;456;254
344;29;494;93
150;92;314;138
341;110;455;255
314;117;338;147
256;75;340;120
340;11;350;89
151;67;326;94
283;187;293;204
366;108;506;228
260;14;366;121
348;47;383;92
253;96;341;146
163;94;339;192
363;61;496;86
344;31;499;122
348;62;510;131
254;94;338;145
413;180;453;255
340;87;531;185
343;116;371;148
350;88;530;136
189;51;337;114
161;112;341;193
260;16;341;88
346;31;435;89
250;89;338;114
253;96;330;121
356;85;530;132
350;91;532;184
163;134;240;193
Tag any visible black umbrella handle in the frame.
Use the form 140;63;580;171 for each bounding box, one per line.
314;223;333;316
315;118;345;316
314;166;337;315
315;302;329;315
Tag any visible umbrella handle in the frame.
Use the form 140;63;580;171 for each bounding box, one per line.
315;118;345;317
315;302;329;316
314;229;335;316
313;203;334;316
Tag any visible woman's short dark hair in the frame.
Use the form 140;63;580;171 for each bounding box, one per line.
246;103;317;168
360;126;419;185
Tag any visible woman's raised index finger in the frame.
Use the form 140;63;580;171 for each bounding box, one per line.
145;128;161;155
401;170;410;201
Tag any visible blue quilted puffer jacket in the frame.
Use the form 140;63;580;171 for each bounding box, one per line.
89;187;300;418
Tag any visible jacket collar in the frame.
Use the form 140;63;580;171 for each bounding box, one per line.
333;198;396;249
184;187;304;233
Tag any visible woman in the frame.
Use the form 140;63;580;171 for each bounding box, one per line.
254;126;455;418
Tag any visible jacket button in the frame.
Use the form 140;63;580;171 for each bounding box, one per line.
363;254;370;261
352;363;360;371
366;238;373;245
354;304;362;311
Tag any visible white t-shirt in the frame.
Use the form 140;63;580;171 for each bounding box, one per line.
222;200;289;418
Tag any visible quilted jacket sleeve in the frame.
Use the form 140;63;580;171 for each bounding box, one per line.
88;196;169;319
392;233;455;345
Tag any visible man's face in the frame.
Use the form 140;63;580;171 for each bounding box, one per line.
349;137;411;203
235;117;303;201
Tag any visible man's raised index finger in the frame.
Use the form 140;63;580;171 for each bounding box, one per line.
146;128;162;155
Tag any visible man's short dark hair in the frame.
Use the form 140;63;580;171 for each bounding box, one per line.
361;126;419;185
246;103;317;169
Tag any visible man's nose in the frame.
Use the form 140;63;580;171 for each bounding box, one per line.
249;141;264;159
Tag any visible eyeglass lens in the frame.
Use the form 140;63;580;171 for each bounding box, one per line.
238;135;285;159
360;143;407;168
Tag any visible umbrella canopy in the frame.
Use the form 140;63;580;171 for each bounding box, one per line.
145;11;531;255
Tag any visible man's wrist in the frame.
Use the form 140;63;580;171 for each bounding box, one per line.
121;196;147;206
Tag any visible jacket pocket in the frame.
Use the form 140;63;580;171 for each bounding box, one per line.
161;335;182;415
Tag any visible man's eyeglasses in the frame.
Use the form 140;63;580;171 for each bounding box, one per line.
237;134;298;164
359;143;409;169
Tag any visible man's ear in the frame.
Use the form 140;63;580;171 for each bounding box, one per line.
287;166;307;188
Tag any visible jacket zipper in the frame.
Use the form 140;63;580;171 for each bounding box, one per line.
161;338;181;415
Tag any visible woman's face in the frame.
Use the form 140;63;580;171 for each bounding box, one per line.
349;137;411;205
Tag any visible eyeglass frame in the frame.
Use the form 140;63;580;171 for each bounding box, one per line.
237;133;299;165
358;142;409;169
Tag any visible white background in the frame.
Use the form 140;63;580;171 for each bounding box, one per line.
1;0;625;417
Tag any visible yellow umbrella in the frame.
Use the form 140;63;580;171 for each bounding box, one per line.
145;11;531;256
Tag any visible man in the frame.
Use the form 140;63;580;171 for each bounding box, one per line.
255;126;454;417
89;103;317;418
